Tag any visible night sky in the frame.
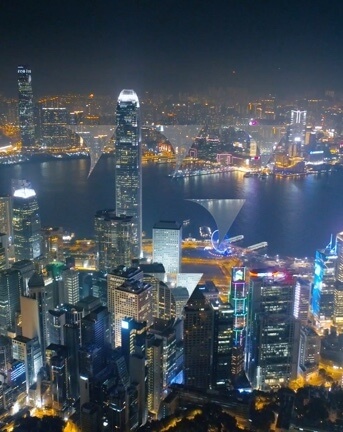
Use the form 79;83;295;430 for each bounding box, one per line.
1;0;343;97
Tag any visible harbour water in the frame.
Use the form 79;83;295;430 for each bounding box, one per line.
0;156;342;258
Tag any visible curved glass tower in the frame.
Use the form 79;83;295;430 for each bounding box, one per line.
115;90;142;258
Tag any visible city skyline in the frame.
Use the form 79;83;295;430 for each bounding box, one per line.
1;1;343;97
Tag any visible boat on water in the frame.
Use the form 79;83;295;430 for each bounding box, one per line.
199;226;212;238
243;172;252;178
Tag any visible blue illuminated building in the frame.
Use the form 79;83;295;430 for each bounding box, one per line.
311;239;337;325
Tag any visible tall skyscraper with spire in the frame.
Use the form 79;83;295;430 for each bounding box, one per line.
115;89;142;258
17;65;35;148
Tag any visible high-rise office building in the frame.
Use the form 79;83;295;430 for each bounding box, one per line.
40;107;69;149
12;185;42;261
0;269;23;335
286;109;307;152
0;196;13;249
335;232;343;283
230;267;248;378
212;301;234;388
247;271;300;390
183;285;214;390
94;210;133;273
107;266;143;342
312;245;337;326
153;221;182;274
46;344;68;411
17;65;35;148
115;89;142;258
12;335;42;393
0;234;9;270
298;326;320;376
61;269;79;305
21;272;54;360
113;279;153;348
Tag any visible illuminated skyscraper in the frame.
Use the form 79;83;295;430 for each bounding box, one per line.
107;266;143;344
247;271;300;390
312;243;337;326
286;109;307;150
62;269;80;305
115;90;142;258
0;269;22;335
94;209;133;273
12;185;42;261
41;107;69;149
0;196;12;248
113;280;153;348
153;220;182;273
230;267;248;378
335;232;343;283
17;65;35;148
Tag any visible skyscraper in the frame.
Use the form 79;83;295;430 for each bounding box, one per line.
107;266;143;343
62;269;80;305
113;280;153;348
312;245;337;326
230;267;248;378
0;196;13;249
17;65;35;148
0;269;23;335
94;210;133;273
183;286;214;390
247;271;300;390
115;90;142;258
40;107;69;149
153;220;182;273
12;185;42;261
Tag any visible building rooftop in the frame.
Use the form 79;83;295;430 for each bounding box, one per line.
153;220;182;230
118;89;140;107
117;280;151;295
13;188;36;199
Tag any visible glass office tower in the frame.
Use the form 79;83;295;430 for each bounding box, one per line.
12;186;42;261
18;65;35;148
115;90;142;258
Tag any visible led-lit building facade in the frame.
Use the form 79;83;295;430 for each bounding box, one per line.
230;267;247;377
115;89;142;258
335;232;343;283
94;209;133;273
12;186;42;261
230;267;247;347
17;65;35;148
153;220;182;274
312;246;337;326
